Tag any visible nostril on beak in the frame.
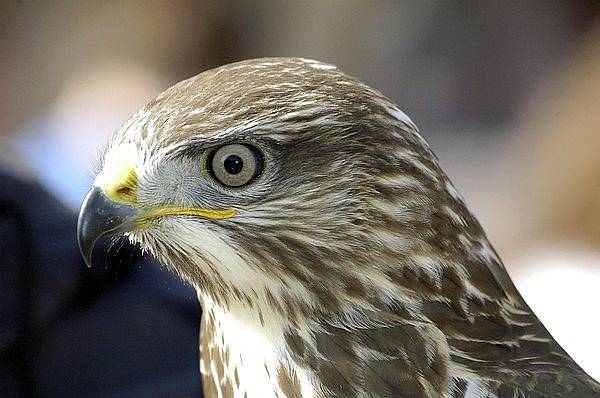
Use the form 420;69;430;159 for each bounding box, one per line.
117;186;132;195
112;184;136;204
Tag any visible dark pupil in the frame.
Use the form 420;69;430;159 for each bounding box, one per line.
224;154;244;174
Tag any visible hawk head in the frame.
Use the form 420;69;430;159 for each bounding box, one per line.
78;57;498;317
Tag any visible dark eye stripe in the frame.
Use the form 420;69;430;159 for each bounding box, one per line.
209;143;263;187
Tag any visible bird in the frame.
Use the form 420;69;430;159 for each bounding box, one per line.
77;58;600;398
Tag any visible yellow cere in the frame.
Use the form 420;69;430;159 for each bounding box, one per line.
103;162;138;205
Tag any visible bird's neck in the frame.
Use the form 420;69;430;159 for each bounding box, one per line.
198;292;315;398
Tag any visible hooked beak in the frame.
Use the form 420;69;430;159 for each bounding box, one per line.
77;185;236;268
77;186;139;268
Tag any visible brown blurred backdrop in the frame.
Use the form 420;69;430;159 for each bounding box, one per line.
1;0;599;381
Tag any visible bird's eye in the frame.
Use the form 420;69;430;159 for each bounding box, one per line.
208;143;263;187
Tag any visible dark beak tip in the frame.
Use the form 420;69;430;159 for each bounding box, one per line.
82;254;93;269
77;220;95;269
77;198;99;269
77;187;138;269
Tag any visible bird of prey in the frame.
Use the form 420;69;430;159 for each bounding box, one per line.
77;58;600;398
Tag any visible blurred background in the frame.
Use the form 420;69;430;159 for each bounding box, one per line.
1;1;599;396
